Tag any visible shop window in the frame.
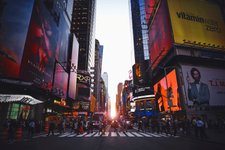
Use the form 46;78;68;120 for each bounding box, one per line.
9;103;20;120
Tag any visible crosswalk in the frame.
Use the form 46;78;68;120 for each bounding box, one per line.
33;131;180;139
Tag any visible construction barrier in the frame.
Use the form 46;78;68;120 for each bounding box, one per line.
44;122;49;134
16;127;23;141
0;128;8;143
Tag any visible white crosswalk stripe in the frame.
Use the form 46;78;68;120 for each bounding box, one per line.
125;132;135;137
59;132;71;137
34;131;180;138
94;132;101;137
138;132;153;137
131;132;143;137
111;132;117;137
118;132;126;137
85;132;96;137
67;133;77;137
76;132;88;137
102;132;110;137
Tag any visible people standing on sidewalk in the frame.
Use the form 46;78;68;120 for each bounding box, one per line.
165;120;171;136
47;121;55;136
196;117;208;139
28;120;35;138
172;119;178;136
138;120;143;132
8;119;16;143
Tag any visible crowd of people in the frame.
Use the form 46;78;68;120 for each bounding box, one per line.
1;116;225;143
135;116;225;139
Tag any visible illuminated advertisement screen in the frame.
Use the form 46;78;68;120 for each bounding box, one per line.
181;65;225;106
52;63;68;99
68;35;79;99
149;0;173;70
0;0;34;78
20;0;59;91
167;0;225;49
145;0;157;23
154;69;181;112
56;14;69;65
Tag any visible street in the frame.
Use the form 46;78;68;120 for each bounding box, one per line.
1;127;224;150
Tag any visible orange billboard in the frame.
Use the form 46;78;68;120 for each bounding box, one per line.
154;69;181;112
167;0;225;50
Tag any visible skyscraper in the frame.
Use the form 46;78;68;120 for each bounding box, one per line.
71;0;96;72
129;0;149;64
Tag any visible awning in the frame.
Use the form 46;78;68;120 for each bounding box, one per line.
0;94;43;105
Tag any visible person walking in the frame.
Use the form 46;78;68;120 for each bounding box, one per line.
47;121;55;136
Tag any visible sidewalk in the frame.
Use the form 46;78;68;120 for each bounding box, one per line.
133;126;225;145
182;129;225;145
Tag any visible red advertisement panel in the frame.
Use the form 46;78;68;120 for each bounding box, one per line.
149;0;173;70
0;0;34;78
20;1;59;91
144;0;157;24
154;69;181;112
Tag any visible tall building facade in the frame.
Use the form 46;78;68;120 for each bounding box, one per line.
71;0;96;114
102;72;109;112
93;39;104;111
129;0;155;118
71;0;96;72
116;83;123;115
129;0;149;63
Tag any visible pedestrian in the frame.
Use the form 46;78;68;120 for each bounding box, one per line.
47;121;55;136
28;120;35;138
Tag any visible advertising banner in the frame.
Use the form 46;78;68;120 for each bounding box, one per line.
154;69;181;112
52;63;68;99
149;0;173;70
181;65;225;106
167;0;225;49
20;0;59;91
0;0;34;78
68;34;79;99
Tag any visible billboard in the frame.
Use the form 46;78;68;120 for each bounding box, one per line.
181;65;225;106
154;69;181;112
167;0;225;49
52;63;68;99
68;34;79;99
149;0;173;70
0;0;34;78
132;60;154;97
20;0;59;91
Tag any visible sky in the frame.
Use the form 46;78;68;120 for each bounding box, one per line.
95;0;134;105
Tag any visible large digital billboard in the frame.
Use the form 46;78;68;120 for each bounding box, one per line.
181;65;225;106
20;0;59;91
154;69;181;112
149;0;173;70
167;0;225;50
52;63;68;99
68;35;79;99
0;0;34;78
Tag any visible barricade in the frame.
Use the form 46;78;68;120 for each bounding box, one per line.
16;127;23;141
44;122;49;134
0;128;8;143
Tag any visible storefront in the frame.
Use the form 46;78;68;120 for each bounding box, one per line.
0;94;43;130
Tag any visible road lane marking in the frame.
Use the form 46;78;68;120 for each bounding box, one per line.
118;132;126;137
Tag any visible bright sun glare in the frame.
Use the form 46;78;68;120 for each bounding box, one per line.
110;100;116;119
